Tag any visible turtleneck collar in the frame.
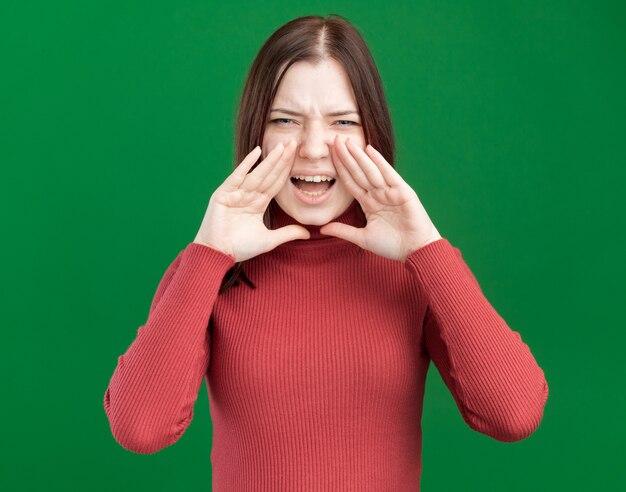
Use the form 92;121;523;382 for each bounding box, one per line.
269;199;367;241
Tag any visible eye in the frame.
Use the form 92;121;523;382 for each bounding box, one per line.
268;118;359;128
335;120;357;127
269;118;295;126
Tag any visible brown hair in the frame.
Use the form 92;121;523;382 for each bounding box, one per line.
219;13;397;294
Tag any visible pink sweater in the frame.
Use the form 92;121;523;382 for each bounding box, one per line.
103;199;548;491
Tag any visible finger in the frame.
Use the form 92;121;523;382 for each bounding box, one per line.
333;135;370;190
263;142;297;197
223;146;263;189
364;144;404;187
331;140;367;199
334;136;381;191
240;141;288;192
319;222;366;249
259;139;296;193
261;141;296;199
344;137;387;188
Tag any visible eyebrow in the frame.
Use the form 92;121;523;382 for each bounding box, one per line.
270;108;360;117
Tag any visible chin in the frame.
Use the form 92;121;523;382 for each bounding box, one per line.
285;205;336;226
273;182;354;226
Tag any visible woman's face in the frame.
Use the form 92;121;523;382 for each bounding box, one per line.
262;58;366;226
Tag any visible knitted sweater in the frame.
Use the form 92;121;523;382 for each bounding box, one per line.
103;199;549;491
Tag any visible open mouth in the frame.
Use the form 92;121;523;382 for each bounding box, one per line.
290;177;336;196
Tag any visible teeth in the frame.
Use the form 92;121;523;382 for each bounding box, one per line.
292;175;334;182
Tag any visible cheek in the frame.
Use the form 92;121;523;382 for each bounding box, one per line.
261;134;274;157
334;179;356;201
277;178;292;195
262;136;293;159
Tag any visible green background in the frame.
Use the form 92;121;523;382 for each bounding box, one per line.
2;1;624;490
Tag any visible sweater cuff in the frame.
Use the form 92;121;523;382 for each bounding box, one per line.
403;238;473;297
155;242;237;304
183;242;237;270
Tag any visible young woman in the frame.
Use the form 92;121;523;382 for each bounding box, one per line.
104;14;549;491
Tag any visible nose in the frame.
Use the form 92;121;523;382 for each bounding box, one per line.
297;123;332;162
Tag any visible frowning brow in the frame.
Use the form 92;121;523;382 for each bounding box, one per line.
270;108;360;117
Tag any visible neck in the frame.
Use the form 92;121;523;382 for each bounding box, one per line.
269;199;367;241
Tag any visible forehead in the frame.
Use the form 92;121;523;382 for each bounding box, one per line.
273;59;357;110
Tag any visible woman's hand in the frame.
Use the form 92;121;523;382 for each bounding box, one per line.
194;139;311;262
320;135;442;262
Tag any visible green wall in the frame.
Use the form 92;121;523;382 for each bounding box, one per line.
2;1;624;490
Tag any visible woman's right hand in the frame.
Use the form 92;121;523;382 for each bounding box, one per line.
193;139;310;262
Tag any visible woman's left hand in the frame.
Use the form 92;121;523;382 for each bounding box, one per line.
319;135;442;262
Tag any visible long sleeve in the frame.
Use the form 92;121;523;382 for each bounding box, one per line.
405;238;548;443
103;242;236;454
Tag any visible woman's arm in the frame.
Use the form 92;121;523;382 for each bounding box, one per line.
405;238;549;442
103;242;236;454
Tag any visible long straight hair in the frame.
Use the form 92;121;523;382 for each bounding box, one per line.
219;14;396;294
